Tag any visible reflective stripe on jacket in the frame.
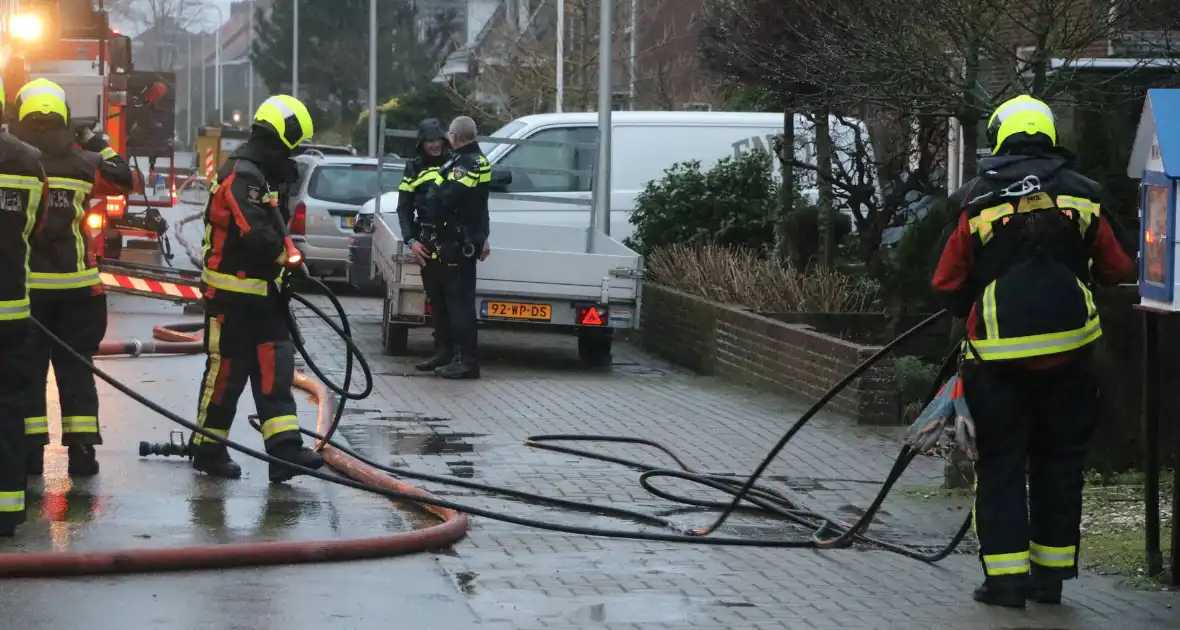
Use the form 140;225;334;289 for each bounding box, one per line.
0;134;47;319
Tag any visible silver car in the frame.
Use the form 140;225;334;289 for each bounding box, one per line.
287;155;402;279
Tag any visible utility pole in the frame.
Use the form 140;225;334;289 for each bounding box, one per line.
555;0;563;112
367;0;378;156
628;0;637;109
186;35;192;145
292;0;300;96
593;0;614;236
201;38;207;124
248;0;255;114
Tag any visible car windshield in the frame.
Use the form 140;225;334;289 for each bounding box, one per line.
479;121;526;156
307;163;403;206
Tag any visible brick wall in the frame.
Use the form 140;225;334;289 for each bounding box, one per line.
641;285;899;425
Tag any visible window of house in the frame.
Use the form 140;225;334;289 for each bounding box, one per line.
497;127;597;193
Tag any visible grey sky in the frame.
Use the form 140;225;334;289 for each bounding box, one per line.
110;0;238;37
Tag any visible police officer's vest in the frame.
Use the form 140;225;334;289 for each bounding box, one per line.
29;148;103;299
962;173;1103;361
0;135;45;319
200;157;286;304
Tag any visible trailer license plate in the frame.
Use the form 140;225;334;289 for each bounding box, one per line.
482;301;551;321
342;215;356;228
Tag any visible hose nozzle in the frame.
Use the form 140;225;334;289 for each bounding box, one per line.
138;431;192;458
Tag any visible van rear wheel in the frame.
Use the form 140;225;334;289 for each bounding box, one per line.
577;328;613;367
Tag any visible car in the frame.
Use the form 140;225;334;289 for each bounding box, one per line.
287;154;402;280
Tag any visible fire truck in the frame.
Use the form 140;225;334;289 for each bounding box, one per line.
1;0;179;261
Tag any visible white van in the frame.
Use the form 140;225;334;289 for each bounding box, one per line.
359;111;874;243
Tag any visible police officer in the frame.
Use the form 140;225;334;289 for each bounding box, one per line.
14;78;133;478
0;77;48;536
396;118;456;371
932;95;1134;607
193;95;324;482
427;116;490;379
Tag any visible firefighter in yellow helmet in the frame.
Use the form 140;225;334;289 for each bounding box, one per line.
13;78;133;478
932;95;1134;607
0;76;49;537
193;95;324;481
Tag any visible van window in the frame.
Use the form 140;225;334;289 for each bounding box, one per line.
497;126;596;193
480;120;526;155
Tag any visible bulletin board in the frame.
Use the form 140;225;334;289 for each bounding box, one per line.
1140;170;1176;303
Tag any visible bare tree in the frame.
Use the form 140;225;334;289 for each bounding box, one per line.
447;0;699;122
700;0;1179;271
109;0;211;70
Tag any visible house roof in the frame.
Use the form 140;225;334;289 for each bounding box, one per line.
1128;89;1180;179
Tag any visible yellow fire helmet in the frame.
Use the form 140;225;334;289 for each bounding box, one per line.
14;78;69;124
987;95;1057;155
253;95;314;149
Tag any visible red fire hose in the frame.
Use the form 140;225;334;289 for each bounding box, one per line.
0;324;469;577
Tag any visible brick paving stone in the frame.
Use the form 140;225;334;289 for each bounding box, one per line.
298;294;1179;630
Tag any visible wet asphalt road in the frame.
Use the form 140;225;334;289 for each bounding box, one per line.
0;203;477;629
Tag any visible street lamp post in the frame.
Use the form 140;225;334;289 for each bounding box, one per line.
292;0;299;97
187;35;192;145
212;4;223;118
556;0;563;113
367;0;377;156
248;0;255;114
201;38;207;125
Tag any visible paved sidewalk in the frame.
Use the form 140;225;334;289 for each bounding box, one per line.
298;294;1179;630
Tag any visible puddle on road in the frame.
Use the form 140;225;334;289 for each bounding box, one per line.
336;420;487;457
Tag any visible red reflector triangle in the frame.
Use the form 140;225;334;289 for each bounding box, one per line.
582;308;602;325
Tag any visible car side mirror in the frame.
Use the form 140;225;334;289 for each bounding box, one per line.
489;169;512;192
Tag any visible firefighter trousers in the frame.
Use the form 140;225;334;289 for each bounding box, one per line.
193;299;302;453
25;294;107;447
961;350;1098;583
0;320;34;530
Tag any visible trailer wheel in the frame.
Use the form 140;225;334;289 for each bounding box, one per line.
104;234;123;260
577;328;613;367
381;297;409;356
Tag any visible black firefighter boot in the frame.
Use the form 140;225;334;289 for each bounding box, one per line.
268;442;325;483
67;445;99;476
435;351;479;380
192;443;243;479
415;340;454;372
1028;567;1064;604
973;576;1029;609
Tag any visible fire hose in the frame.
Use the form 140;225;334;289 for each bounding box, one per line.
0;211;971;576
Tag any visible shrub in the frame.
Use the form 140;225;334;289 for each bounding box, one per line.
893;356;942;405
626;150;782;255
647;243;880;313
884;196;954;310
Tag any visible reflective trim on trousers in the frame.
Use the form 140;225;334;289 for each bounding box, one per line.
24;416;48;436
1030;542;1077;568
0;491;24;513
260;415;300;440
191;427;229;446
62;415;99;433
30;268;101;289
983;551;1030;576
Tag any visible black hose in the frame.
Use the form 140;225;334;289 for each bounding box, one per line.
42;282;971;554
284;275;372;448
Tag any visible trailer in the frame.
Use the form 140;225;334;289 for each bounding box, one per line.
368;123;643;366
